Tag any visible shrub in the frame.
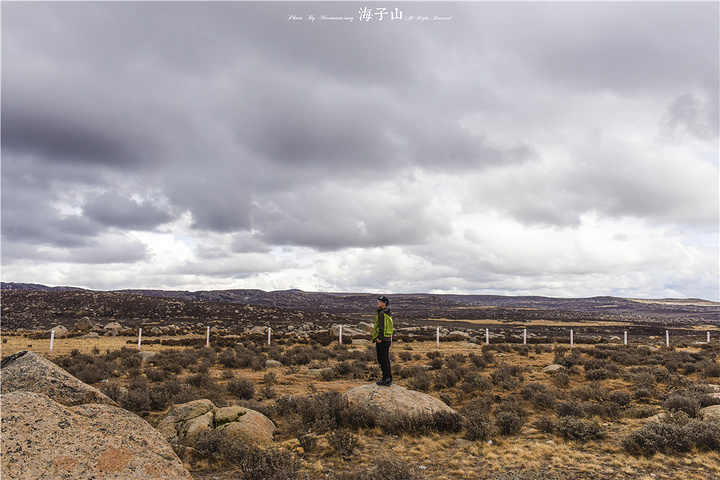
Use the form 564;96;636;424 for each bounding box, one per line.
460;373;493;394
663;394;701;417
327;428;359;457
407;370;433;392
237;445;302;480
227;377;255;399
382;411;463;436
463;412;495;441
555;417;605;442
339;456;424;480
556;401;584;418
495;411;523;436
533;416;556;434
551;372;570;389
609;390;632;407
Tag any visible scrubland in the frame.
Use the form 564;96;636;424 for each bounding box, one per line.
2;332;720;480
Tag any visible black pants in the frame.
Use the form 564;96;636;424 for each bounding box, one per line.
376;339;392;380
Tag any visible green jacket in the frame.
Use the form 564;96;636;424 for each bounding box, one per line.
371;307;393;341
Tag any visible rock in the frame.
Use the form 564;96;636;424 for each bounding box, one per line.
344;384;456;420
157;399;275;457
448;330;471;339
357;322;374;333
104;321;123;332
542;364;565;374
49;325;69;339
330;324;366;337
700;405;720;422
308;367;335;378
1;351;116;407
266;359;283;368
75;317;96;332
609;336;622;343
1;391;192;480
248;326;266;335
353;339;370;346
149;327;163;336
79;332;100;339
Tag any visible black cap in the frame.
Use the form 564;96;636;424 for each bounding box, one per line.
377;295;389;305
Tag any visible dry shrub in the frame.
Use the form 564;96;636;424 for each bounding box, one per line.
622;414;720;456
555;417;605;442
327;428;359;457
227;377;255;399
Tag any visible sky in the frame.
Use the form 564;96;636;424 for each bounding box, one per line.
1;1;718;300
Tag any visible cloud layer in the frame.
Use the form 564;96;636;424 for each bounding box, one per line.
2;2;718;300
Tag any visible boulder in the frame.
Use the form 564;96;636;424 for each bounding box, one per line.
104;321;123;332
266;359;283;368
344;384;456;420
1;351;116;407
542;364;565;374
49;325;69;339
1;391;192;480
357;322;374;333
75;317;96;332
156;399;275;456
700;405;720;422
149;327;163;336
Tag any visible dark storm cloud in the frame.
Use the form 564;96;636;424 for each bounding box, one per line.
82;192;174;230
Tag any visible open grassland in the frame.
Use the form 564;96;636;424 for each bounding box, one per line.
2;330;720;480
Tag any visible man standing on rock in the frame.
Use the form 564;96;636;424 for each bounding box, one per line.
372;295;394;387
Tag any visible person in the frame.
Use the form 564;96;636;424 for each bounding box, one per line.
372;295;394;386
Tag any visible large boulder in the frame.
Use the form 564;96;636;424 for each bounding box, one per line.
1;391;193;480
700;405;720;422
344;384;456;420
1;351;116;407
156;399;276;455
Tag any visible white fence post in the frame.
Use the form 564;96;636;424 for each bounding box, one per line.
624;330;627;346
49;330;55;353
268;327;272;346
665;330;670;348
485;328;489;346
708;331;711;343
523;329;527;345
436;327;440;348
570;330;574;348
339;325;343;345
206;326;210;348
138;328;142;350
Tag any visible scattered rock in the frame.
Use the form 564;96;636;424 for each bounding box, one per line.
49;325;69;339
308;367;335;378
104;321;123;332
149;327;163;336
266;359;283;368
1;351;116;407
609;336;622;343
1;391;192;480
156;399;275;459
75;317;96;332
542;364;565;374
700;405;720;422
344;383;456;420
357;322;374;333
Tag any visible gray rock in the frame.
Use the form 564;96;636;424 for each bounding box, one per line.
1;351;116;407
1;391;193;480
266;359;283;368
344;383;457;420
104;321;123;332
157;400;275;460
700;405;720;422
75;317;96;332
49;325;69;339
542;364;565;374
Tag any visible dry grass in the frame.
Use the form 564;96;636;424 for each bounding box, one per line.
2;331;720;480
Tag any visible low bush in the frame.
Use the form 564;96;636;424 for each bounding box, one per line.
555;417;605;442
463;411;495;440
227;377;255;399
327;428;359;457
495;411;523;436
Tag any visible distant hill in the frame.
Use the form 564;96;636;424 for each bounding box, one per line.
2;282;718;331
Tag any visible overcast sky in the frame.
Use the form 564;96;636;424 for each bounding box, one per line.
2;1;718;300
